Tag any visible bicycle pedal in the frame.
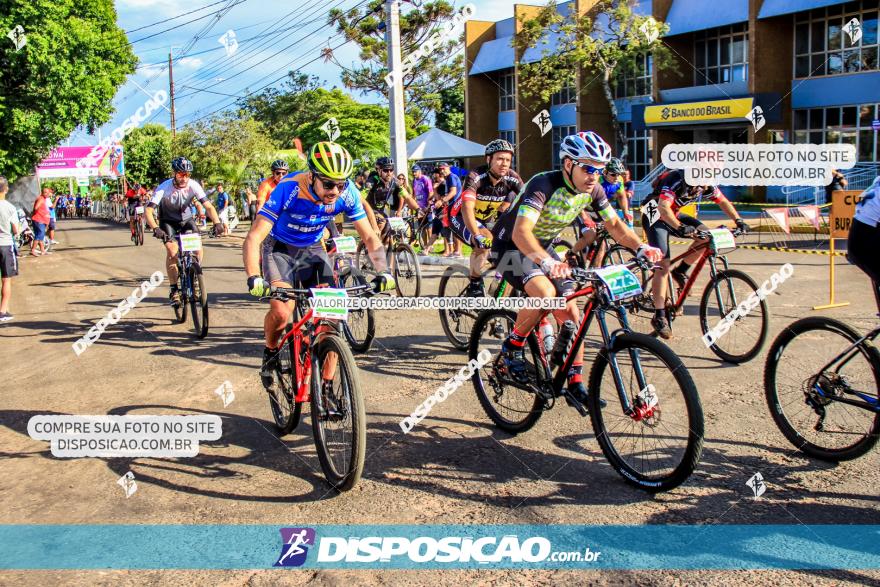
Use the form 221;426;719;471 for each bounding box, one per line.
563;392;590;417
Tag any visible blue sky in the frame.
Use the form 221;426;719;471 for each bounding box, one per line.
66;0;517;146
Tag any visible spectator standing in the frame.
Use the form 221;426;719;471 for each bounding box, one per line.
411;165;434;211
0;177;18;322
215;183;230;236
246;186;257;221
46;190;58;245
431;169;454;256
30;188;51;256
826;169;848;204
437;162;463;257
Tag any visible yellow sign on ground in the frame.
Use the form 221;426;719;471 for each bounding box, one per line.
829;190;863;238
645;97;755;126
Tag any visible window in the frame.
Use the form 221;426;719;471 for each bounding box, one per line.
500;130;517;169
614;53;653;98
620;123;653;181
793;102;878;161
551;78;576;105
551;125;576;170
694;24;749;86
794;1;880;78
498;69;516;111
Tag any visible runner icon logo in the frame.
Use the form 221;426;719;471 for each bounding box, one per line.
275;528;316;567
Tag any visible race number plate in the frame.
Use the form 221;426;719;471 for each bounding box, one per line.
387;216;408;231
594;265;643;301
179;233;202;252
709;228;736;250
333;236;357;254
309;288;348;321
134;206;144;214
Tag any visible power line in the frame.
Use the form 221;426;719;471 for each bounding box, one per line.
123;0;232;34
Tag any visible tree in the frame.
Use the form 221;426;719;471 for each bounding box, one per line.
122;124;172;187
0;0;137;180
238;73;325;148
435;82;464;137
326;0;464;127
514;0;673;161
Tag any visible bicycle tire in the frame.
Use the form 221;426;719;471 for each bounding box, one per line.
588;331;704;492
417;222;431;251
764;316;880;461
438;265;477;351
469;310;547;433
310;333;366;491
338;271;375;353
136;220;144;246
699;269;768;364
174;268;187;324
392;243;422;297
268;329;303;435
189;264;209;339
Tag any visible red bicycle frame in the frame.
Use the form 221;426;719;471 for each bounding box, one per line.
666;240;713;310
275;306;316;404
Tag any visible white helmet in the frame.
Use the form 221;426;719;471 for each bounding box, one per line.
559;131;612;164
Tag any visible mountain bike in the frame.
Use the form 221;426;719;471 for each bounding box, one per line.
356;214;422;297
327;236;376;353
131;205;145;246
632;227;768;364
171;232;209;339
764;288;880;461
469;260;704;492
261;285;368;491
438;235;574;351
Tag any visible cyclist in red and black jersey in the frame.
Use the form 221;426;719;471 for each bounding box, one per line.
448;139;523;296
643;169;747;338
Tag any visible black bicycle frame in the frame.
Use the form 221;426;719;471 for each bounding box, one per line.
815;325;880;412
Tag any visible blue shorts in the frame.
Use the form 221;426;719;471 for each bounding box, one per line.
33;221;47;241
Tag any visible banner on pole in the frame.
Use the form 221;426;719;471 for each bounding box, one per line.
765;207;790;234
36;145;125;179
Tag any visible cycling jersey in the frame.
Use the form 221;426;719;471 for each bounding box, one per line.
367;179;403;213
149;178;208;223
492;171;615;245
450;166;522;223
257;177;280;209
258;171;366;248
854;175;880;226
649;170;724;214
601;177;626;202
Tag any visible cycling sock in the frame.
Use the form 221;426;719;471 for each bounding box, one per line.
674;262;691;275
504;326;529;350
654;308;666;319
469;275;483;283
567;363;583;385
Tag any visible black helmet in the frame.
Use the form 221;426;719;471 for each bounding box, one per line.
606;157;625;175
171;157;194;173
270;159;289;172
376;156;394;170
485;139;515;157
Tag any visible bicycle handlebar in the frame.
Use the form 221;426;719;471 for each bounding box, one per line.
264;284;373;303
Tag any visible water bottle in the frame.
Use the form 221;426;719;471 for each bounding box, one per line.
539;318;555;356
550;320;577;366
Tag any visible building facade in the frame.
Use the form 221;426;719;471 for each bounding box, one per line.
464;0;880;201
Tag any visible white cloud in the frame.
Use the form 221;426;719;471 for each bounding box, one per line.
118;0;178;14
177;57;204;69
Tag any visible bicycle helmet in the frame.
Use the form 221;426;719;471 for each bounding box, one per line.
376;156;394;170
485;139;515;157
605;157;625;175
559;131;612;164
270;159;289;172
308;141;354;180
171;157;194;173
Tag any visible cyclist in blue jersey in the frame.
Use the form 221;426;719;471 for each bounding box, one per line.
601;158;632;229
243;141;396;390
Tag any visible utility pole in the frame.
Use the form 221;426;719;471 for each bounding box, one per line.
385;0;408;176
168;50;176;138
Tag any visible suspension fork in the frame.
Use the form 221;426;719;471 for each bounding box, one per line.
708;253;738;314
596;303;645;414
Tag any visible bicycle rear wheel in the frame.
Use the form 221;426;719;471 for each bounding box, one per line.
268;330;303;435
310;333;366;491
438;266;477;351
699;269;768;364
469;310;547;433
136;219;144;246
588;332;704;492
392;243;422;297
189;264;209;339
764;317;880;461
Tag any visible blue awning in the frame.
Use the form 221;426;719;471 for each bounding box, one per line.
759;0;847;19
469;36;514;75
665;0;748;36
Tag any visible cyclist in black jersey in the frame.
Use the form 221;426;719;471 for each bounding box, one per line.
447;139;522;296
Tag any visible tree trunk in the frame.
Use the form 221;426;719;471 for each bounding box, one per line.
601;68;628;163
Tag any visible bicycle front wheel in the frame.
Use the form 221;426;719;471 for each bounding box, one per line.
268;333;303;436
588;332;704;492
699;269;768;364
174;269;187;324
136;219;144;246
310;333;366;491
764;317;880;461
338;269;375;353
189;265;209;339
392;243;422;297
438;266;477;351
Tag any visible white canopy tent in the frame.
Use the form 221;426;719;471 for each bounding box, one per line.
406;128;486;160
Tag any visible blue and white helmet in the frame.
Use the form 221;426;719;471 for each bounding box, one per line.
559;131;612;164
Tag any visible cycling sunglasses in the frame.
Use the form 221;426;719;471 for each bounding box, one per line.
573;161;605;175
317;177;347;191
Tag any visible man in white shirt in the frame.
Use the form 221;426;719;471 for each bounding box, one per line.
0;176;20;322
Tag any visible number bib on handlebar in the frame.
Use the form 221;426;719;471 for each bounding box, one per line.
333;236;357;254
387;217;408;232
594;265;643;302
309;288;349;320
709;228;736;251
179;233;202;252
135;206;145;215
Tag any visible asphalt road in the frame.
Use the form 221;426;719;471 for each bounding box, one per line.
1;217;878;586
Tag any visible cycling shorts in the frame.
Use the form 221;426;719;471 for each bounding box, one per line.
160;218;200;240
848;218;880;286
127;199;142;217
490;239;575;297
261;238;333;288
447;213;487;247
642;213;704;259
